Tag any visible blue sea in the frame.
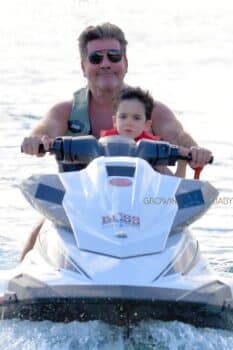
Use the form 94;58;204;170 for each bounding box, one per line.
1;0;233;348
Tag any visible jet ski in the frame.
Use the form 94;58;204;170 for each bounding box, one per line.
1;135;233;330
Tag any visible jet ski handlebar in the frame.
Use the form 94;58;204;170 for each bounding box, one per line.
37;135;213;166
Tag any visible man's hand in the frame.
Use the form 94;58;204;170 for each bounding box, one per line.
178;146;212;168
21;135;54;156
178;146;190;158
189;146;212;169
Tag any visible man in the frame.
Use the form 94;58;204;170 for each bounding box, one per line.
20;23;212;260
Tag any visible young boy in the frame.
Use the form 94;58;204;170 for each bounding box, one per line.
100;87;188;177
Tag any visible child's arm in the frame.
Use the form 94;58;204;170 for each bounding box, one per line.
174;160;187;178
154;163;187;177
153;165;173;175
174;146;191;178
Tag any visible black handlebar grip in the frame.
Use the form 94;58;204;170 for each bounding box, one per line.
38;144;46;154
181;153;214;164
209;156;214;164
20;144;46;154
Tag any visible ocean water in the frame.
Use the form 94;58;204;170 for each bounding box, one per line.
1;0;233;348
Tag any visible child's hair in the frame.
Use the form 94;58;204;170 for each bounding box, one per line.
113;87;155;120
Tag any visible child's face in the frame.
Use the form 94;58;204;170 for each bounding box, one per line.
114;99;151;139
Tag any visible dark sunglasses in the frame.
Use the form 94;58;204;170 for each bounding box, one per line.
88;49;123;65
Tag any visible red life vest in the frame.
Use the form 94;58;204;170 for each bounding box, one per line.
100;128;160;141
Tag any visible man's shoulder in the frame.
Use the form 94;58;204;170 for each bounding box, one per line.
151;100;183;142
151;100;181;134
152;100;175;121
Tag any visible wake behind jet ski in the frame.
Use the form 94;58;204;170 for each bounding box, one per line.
1;135;233;330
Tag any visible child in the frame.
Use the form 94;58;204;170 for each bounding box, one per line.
100;87;188;177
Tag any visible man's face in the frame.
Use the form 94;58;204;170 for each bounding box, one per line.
81;39;128;93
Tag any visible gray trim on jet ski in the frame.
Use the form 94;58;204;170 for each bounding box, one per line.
4;273;232;303
1;274;233;330
171;179;218;233
21;174;71;229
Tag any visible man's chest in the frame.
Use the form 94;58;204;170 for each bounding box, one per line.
89;106;113;138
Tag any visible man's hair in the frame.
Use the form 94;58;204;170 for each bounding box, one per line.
78;22;128;59
113;87;155;120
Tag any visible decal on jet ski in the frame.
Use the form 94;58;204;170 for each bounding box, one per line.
176;189;204;209
35;184;65;204
109;178;132;187
102;212;140;226
106;165;135;177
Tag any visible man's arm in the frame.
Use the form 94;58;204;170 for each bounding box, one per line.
151;101;197;147
151;101;212;169
22;100;72;155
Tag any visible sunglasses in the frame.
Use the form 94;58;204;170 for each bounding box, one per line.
88;49;123;65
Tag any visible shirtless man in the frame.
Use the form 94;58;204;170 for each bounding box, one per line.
20;23;212;260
